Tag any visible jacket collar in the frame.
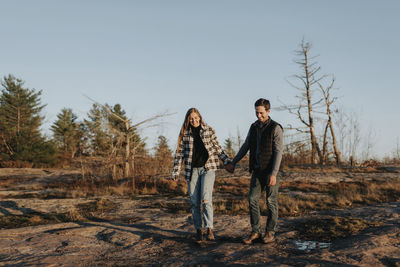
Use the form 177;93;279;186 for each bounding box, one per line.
254;117;271;128
188;123;206;134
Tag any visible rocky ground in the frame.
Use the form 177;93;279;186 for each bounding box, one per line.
0;167;399;266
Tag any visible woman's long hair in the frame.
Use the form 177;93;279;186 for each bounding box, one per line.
176;108;204;153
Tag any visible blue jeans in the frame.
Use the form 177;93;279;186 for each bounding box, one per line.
248;172;280;233
188;167;215;229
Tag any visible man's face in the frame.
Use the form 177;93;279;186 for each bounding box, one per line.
255;106;270;123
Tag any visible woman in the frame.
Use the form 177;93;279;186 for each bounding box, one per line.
171;108;231;242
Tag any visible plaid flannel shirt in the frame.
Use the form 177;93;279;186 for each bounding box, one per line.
172;124;231;180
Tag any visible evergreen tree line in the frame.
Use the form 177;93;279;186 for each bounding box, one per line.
2;73;397;171
0;74;174;172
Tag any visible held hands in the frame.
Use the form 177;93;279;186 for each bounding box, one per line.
224;163;235;173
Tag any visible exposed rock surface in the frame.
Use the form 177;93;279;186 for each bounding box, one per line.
0;168;399;266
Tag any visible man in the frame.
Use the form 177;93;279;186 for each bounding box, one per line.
225;98;283;244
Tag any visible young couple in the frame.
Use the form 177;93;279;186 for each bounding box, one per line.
171;98;283;244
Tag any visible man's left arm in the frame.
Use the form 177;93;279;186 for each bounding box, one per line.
269;125;283;186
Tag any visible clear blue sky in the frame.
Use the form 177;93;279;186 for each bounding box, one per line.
1;1;399;159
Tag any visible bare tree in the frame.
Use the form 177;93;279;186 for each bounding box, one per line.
334;108;348;161
347;112;361;164
321;118;330;164
278;39;346;166
394;137;400;162
282;130;311;165
318;77;341;164
85;96;173;189
361;126;376;161
283;39;328;164
106;106;170;179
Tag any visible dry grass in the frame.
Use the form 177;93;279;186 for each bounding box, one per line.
2;165;398;234
0;178;15;188
284;165;343;173
330;181;400;205
280;180;331;193
2;166;399;218
0;198;120;229
42;175;188;198
214;198;249;215
75;198;120;220
278;180;400;216
214;177;249;196
282;164;386;173
279;194;328;216
293;216;384;241
0;212;71;229
134;177;188;196
213;176;400;216
56;173;399;218
156;201;190;214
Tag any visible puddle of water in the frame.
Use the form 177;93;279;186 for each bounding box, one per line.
294;240;331;250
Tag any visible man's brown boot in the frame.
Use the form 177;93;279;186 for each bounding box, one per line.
243;232;261;245
262;231;275;244
196;229;204;243
206;228;215;241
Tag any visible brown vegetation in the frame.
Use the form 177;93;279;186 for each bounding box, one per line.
1;166;399;266
293;216;384;241
0;197;120;229
0;212;70;229
150;169;400;217
1;165;399;229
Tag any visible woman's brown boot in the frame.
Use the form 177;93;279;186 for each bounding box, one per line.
207;228;215;241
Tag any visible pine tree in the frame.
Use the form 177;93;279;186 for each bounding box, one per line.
154;135;173;174
0;74;56;166
84;103;112;156
85;102;147;178
224;138;235;158
51;108;86;158
104;103;147;178
154;136;172;156
107;104;146;155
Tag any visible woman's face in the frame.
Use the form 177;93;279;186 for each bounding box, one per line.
189;112;201;128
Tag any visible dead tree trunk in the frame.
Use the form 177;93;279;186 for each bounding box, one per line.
85;95;173;192
329;115;341;164
321;122;329;164
124;121;131;178
131;155;135;191
319;78;341;165
289;40;324;164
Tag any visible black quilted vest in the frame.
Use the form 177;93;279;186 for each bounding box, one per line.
248;119;279;173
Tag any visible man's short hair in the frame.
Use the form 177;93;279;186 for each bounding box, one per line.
254;98;270;111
